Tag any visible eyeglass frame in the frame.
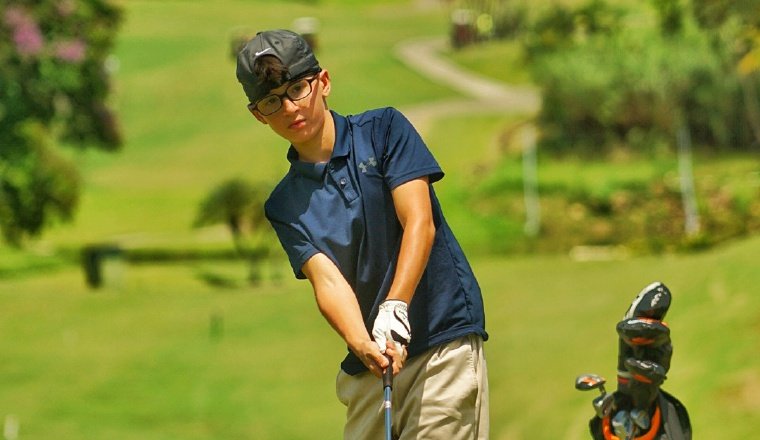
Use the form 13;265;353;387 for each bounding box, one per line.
247;70;322;116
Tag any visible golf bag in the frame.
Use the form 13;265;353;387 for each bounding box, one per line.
580;282;692;440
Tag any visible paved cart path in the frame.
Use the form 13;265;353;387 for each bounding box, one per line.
393;36;541;134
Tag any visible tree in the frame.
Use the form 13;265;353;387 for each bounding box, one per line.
193;178;271;285
527;0;755;153
193;178;268;258
691;0;760;145
0;0;122;246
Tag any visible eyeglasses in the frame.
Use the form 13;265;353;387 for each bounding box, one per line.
249;75;320;116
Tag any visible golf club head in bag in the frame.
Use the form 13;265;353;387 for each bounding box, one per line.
616;282;672;412
575;374;614;419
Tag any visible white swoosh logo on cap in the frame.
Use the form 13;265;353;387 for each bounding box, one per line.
254;48;273;57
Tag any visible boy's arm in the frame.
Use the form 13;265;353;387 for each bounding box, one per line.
370;176;435;369
386;176;435;304
302;252;391;378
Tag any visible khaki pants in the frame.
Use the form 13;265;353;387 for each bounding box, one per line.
336;335;489;440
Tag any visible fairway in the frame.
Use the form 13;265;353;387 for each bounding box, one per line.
2;237;760;438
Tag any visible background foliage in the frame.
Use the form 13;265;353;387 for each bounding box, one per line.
0;0;122;245
516;0;760;154
444;0;760;253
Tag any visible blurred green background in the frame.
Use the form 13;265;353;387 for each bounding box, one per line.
1;0;759;439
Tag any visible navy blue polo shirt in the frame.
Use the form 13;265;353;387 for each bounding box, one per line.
265;107;487;375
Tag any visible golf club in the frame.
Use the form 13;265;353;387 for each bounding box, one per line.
575;373;606;393
575;373;614;418
612;410;635;440
383;354;393;440
630;408;651;431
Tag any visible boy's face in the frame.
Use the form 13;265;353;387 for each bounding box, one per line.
249;70;331;149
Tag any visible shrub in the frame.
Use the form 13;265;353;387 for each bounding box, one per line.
520;0;626;59
531;22;747;155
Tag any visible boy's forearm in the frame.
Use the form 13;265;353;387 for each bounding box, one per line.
386;177;436;305
385;217;435;304
303;253;372;351
314;281;371;351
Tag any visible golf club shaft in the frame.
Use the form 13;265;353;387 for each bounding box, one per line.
383;354;393;440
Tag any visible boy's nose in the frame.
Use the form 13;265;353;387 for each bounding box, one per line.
281;97;299;113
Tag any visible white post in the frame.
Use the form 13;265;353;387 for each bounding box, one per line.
4;414;19;440
522;125;540;237
677;122;700;236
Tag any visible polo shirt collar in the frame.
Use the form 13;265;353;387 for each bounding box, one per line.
288;155;326;180
331;110;350;159
286;110;349;181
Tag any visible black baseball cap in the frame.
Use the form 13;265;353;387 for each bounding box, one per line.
236;29;321;103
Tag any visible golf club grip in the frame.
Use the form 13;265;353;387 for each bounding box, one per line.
383;354;393;388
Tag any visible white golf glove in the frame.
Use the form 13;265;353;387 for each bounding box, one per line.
372;300;411;354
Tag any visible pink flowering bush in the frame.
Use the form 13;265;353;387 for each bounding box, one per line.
4;6;44;56
53;39;87;63
0;0;122;246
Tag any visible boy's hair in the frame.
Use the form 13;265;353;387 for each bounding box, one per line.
236;29;320;103
252;55;289;89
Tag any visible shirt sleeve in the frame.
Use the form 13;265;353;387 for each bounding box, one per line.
380;108;444;189
266;207;319;280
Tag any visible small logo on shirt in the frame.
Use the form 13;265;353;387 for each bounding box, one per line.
358;156;377;173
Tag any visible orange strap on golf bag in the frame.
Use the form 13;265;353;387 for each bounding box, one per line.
601;406;661;440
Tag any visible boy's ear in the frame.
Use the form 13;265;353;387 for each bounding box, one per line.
319;70;331;97
248;105;269;125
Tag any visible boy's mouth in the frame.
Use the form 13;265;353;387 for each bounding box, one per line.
289;119;306;129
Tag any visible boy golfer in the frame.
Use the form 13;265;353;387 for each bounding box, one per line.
236;29;489;439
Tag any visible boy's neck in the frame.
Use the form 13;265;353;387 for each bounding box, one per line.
293;110;335;163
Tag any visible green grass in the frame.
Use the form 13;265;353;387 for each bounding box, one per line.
0;260;345;439
2;237;759;438
444;39;534;85
425;114;519;178
481;235;760;439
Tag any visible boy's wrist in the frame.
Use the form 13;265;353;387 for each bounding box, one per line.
345;333;373;354
384;294;410;305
